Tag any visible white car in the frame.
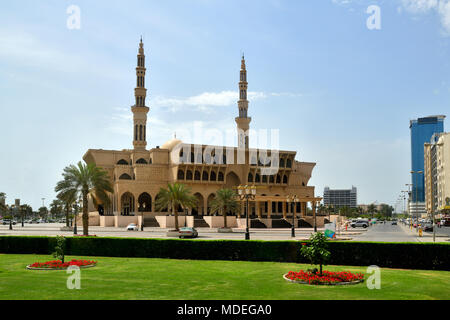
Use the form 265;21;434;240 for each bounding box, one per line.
351;220;369;228
127;223;139;231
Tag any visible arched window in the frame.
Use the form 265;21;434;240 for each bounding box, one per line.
269;175;275;183
119;173;132;180
202;171;209;181
210;171;216;181
139;125;143;141
186;170;193;180
262;175;267;183
218;172;224;182
255;173;261;183
280;158;285;168
135;125;138;141
117;159;129;165
136;158;147;164
177;170;185;180
276;174;281;184
283;175;288;184
248;173;253;183
194;171;201;181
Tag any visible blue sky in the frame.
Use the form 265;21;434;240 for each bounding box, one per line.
1;0;449;210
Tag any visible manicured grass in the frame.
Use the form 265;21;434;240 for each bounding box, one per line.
0;254;449;300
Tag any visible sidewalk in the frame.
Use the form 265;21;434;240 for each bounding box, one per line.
399;223;450;243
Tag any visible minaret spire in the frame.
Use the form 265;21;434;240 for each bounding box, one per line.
131;38;150;151
235;54;251;149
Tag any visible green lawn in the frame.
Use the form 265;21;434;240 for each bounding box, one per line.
0;254;449;300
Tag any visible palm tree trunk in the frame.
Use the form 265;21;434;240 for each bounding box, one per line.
83;192;89;236
223;208;227;228
65;204;70;227
173;203;179;231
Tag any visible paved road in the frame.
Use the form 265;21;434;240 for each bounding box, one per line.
0;223;357;241
0;223;448;242
351;223;418;242
351;222;450;242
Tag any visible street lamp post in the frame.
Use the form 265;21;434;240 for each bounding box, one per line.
238;185;256;240
287;195;299;238
411;171;423;233
9;205;14;230
141;202;146;231
73;199;80;235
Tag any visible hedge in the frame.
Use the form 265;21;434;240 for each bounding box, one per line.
0;236;449;271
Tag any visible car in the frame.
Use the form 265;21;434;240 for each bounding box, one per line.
179;227;198;239
391;221;397;225
2;219;16;225
424;222;433;232
126;223;139;231
350;220;369;228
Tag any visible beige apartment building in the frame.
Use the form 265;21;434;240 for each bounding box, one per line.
424;132;450;218
81;40;324;229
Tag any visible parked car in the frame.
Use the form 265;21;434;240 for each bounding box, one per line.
351;220;369;228
2;219;16;225
179;227;199;239
391;221;397;225
126;223;139;231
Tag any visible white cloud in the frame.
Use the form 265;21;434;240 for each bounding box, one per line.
152;90;268;112
400;0;450;35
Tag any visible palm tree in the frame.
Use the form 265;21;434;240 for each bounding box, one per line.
55;181;78;227
209;188;239;229
55;161;113;235
50;199;64;219
155;183;197;231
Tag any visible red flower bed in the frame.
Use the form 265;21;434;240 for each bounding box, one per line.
28;259;97;269
286;270;364;285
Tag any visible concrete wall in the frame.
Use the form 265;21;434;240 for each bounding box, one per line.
114;215;142;228
76;212;100;226
155;216;187;229
203;216;237;228
100;216;115;227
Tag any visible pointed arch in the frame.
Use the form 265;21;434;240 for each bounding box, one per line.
138;193;152;212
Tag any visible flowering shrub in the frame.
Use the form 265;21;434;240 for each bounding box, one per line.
28;259;97;269
286;270;364;285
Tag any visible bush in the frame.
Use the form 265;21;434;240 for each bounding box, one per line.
0;236;449;271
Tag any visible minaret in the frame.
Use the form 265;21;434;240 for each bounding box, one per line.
131;37;150;151
235;54;251;149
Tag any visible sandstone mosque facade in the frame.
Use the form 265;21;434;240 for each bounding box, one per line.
82;39;324;228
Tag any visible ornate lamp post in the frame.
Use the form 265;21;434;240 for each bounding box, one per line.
238;185;256;240
286;195;299;238
141;202;146;231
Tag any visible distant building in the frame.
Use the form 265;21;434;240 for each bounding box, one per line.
323;186;357;209
410;115;445;217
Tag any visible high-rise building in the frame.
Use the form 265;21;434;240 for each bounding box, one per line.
410;115;445;217
323;186;357;209
424;132;450;219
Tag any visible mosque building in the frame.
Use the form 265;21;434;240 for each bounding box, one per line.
82;39;324;228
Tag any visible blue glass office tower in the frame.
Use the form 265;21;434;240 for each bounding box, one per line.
410;115;445;203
